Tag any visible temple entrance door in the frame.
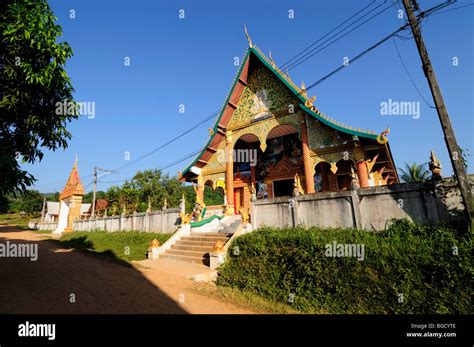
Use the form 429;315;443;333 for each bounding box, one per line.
234;187;244;215
273;178;294;197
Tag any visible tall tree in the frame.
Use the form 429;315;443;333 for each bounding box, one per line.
19;190;43;214
399;162;430;183
106;186;121;213
118;183;140;213
130;169;166;209
83;191;106;204
0;0;77;195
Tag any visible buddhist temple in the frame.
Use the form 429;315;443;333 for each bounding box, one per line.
180;33;398;218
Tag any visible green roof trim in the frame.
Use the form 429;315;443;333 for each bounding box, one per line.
190;214;224;228
182;46;380;177
299;104;378;140
250;47;378;140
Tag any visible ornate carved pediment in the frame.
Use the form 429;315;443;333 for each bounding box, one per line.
234;171;250;184
229;67;300;128
266;156;302;180
307;117;352;150
201;141;227;174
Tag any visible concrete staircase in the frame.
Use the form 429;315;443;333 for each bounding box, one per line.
160;232;232;266
212;216;242;234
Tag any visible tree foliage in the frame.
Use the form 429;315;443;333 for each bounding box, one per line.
0;0;76;195
101;169;223;214
398;162;430;183
82;191;106;204
4;189;43;214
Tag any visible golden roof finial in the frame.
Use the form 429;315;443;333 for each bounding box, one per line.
376;127;390;145
244;24;253;48
74;155;78;168
301;80;308;98
269;50;276;67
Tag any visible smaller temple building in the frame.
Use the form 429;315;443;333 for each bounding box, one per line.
44;201;90;223
53;158;85;234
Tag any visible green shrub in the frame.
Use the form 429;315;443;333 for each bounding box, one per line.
217;220;473;314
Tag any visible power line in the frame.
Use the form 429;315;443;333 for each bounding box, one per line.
304;0;457;91
106;65;255;175
284;1;398;71
100;135;224;185
428;2;473;15
100;152;197;184
280;0;378;69
392;36;435;108
305;25;408;91
111;110;219;172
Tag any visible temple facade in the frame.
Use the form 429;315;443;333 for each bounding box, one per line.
180;40;398;219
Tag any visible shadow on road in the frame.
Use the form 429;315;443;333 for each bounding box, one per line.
0;225;187;314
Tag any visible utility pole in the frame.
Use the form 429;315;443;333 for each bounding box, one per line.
92;166;116;218
402;0;472;220
40;195;46;222
92;168;97;218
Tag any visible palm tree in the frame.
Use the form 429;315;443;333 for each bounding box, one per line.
398;162;430;183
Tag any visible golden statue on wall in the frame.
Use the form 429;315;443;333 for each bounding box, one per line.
293;174;305;196
179;183;206;225
240;206;250;224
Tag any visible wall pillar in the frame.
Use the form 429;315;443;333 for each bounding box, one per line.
301;119;315;193
225;130;235;215
65;194;83;232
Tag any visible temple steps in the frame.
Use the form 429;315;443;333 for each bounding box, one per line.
160;232;233;266
171;244;216;252
180;235;230;243
160;253;207;264
166;249;211;258
177;240;218;247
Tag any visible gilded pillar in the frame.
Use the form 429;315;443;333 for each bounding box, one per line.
225;130;235;215
197;175;204;204
354;144;369;188
301;119;315;194
65;194;83;232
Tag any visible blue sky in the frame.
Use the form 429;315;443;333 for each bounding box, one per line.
26;0;473;193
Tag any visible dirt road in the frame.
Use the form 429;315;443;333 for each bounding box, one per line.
0;226;254;314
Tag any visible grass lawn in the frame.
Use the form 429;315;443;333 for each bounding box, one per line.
57;231;172;263
0;213;32;229
34;229;54;234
